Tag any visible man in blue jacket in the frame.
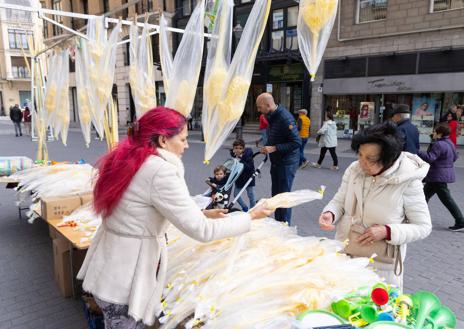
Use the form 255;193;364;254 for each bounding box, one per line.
256;93;301;223
391;104;420;154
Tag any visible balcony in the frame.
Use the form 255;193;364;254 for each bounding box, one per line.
358;0;388;23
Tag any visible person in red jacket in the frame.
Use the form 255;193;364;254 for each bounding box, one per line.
255;113;269;147
447;112;458;146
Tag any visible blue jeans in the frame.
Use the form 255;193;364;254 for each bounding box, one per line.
260;128;268;145
270;162;299;224
13;122;22;136
234;185;256;210
299;138;308;165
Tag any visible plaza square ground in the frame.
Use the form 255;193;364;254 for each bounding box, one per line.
0;118;463;328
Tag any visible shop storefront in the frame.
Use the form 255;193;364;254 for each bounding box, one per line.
323;72;464;145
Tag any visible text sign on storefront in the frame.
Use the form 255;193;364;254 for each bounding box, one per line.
367;78;413;92
323;72;464;94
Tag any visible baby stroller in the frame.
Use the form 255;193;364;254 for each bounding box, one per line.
205;152;268;211
205;158;244;209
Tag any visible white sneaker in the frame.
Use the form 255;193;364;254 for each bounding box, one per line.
311;162;321;168
331;166;339;171
300;161;309;169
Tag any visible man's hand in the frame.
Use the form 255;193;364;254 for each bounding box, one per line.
260;146;277;154
357;224;388;246
319;211;335;231
203;208;228;219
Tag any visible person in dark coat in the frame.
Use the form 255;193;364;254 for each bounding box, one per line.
418;124;464;232
231;139;255;211
391;104;419;154
10;104;23;137
256;93;301;224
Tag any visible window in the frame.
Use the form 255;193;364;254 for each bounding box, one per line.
432;0;464;11
8;30;33;50
182;0;192;16
4;0;32;22
286;6;298;50
271;9;284;51
53;1;63;35
103;0;110;13
357;0;387;23
11;57;30;78
271;7;299;52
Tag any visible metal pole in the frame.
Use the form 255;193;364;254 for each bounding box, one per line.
41;15;89;41
31;58;36;141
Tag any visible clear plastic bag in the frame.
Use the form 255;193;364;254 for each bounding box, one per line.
129;22;157;118
254;189;324;210
160;1;205;117
75;42;92;146
160;218;379;329
202;0;271;162
76;17;122;142
297;0;338;81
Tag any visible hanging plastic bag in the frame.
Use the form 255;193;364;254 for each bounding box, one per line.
129;22;157;118
77;17;122;140
160;1;205;117
75;41;92;146
202;0;271;163
48;50;70;145
297;0;338;81
43;52;60;128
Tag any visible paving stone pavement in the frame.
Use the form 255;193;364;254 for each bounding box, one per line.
0;118;463;327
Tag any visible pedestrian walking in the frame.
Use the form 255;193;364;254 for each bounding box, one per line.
23;106;31;136
312;112;338;170
9;104;22;137
318;122;432;290
255;113;269;147
418;124;464;232
297;109;311;168
391;104;420;154
256;92;301;224
446;112;458;147
231;139;256;212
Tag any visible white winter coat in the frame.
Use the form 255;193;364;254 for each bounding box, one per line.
77;149;251;325
323;152;432;289
317;120;337;148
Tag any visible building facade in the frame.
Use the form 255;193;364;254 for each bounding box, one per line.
0;0;43;115
314;0;464;145
39;0;175;125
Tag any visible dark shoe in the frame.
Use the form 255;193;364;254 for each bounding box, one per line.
448;225;464;232
20;133;22;136
15;134;18;137
242;206;249;212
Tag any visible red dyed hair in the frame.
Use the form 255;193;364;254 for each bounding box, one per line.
93;106;187;218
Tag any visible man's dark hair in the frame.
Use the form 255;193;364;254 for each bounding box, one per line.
232;139;245;148
435;123;450;137
351;121;403;167
326;112;334;120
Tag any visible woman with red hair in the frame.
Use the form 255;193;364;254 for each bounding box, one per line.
77;107;273;328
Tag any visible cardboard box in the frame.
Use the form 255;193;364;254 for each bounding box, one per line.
53;236;87;298
41;192;93;220
53;237;72;298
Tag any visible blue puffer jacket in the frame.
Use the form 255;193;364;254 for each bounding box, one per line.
266;105;301;165
397;119;420;154
418;137;458;183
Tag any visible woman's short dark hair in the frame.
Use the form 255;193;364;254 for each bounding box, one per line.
326;112;334;120
351;121;403;167
435;123;450;137
233;139;245;148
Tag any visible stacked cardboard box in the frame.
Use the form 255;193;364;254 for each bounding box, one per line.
41;192;93;221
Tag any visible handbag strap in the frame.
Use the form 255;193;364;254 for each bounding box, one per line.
394;246;403;276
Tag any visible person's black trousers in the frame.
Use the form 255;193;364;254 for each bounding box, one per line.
317;147;338;166
270;162;298;224
424;182;464;226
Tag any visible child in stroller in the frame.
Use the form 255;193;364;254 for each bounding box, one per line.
205;161;244;210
